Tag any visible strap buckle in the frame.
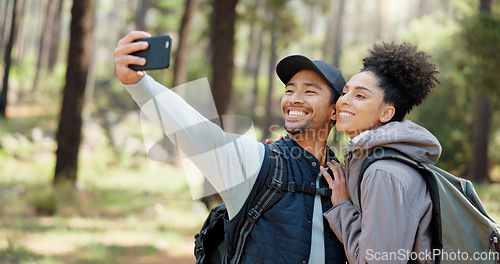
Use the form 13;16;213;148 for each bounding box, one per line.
194;233;204;254
270;178;283;190
287;182;297;193
247;208;261;224
316;188;332;197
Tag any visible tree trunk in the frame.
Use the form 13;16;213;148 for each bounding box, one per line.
0;0;19;118
135;0;149;31
322;0;336;60
210;0;237;120
201;0;238;208
417;0;430;18
54;0;96;185
479;0;491;13
48;0;64;72
469;0;492;183
33;0;61;91
172;0;196;87
332;0;345;67
375;0;383;41
250;25;264;119
470;92;491;182
0;0;12;49
13;0;26;62
261;29;277;141
244;16;258;76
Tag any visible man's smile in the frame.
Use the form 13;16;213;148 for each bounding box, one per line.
284;107;311;119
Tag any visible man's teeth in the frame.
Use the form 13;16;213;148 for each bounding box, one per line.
289;110;306;117
339;112;354;118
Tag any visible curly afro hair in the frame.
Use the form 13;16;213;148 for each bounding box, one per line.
361;42;439;121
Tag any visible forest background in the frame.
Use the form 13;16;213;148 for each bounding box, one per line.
1;0;499;263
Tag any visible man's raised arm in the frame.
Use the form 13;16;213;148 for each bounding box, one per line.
114;31;265;219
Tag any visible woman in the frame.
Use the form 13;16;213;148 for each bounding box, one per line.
321;42;440;263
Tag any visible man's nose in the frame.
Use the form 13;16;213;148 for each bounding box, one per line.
290;92;305;104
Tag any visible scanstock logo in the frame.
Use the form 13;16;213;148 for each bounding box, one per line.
138;78;260;199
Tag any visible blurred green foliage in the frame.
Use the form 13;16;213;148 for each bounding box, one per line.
1;1;500;262
402;1;499;176
462;13;500;99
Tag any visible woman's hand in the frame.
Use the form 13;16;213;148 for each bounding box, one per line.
320;161;349;205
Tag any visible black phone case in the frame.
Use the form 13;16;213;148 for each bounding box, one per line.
130;35;171;71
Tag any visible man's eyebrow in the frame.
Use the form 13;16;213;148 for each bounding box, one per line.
304;82;322;90
285;82;322;90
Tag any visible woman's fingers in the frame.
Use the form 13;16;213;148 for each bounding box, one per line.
320;166;334;188
324;161;349;205
331;161;345;182
326;162;340;181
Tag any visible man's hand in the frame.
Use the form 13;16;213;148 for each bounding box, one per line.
114;31;152;85
265;136;285;144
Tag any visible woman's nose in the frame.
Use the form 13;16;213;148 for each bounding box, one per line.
337;94;349;106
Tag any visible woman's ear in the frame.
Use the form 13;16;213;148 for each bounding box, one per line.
331;108;337;121
380;105;395;123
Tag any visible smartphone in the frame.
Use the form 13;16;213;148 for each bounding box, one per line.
130;34;172;71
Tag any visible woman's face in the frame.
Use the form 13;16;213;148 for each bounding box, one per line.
336;71;395;140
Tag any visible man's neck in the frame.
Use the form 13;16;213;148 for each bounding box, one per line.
288;132;329;166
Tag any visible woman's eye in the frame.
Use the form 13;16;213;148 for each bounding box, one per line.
285;90;293;94
355;93;366;99
306;90;316;94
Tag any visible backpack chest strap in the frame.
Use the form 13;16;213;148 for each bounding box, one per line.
281;182;332;197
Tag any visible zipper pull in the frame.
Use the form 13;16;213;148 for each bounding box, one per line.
492;232;499;253
490;232;498;253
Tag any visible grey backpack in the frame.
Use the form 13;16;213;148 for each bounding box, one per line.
359;147;500;264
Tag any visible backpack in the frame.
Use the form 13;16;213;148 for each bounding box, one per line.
359;147;500;264
194;143;334;264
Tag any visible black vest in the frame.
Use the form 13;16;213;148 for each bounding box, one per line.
224;136;347;263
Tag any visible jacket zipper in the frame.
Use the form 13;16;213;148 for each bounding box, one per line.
490;231;499;253
345;151;353;200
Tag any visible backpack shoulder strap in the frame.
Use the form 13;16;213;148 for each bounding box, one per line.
358;147;424;211
230;143;287;264
358;147;443;264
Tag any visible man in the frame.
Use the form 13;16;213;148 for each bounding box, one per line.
114;31;347;263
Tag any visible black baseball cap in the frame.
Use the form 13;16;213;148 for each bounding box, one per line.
276;55;345;98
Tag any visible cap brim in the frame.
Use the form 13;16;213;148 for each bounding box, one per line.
276;55;342;97
276;55;321;85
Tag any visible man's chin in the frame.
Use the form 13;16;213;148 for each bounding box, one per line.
286;129;300;135
285;126;307;135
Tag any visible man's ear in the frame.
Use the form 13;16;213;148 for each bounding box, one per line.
380;105;395;123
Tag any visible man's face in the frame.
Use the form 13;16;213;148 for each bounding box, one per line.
280;70;336;136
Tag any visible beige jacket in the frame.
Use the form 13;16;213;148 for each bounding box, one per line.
324;120;441;264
